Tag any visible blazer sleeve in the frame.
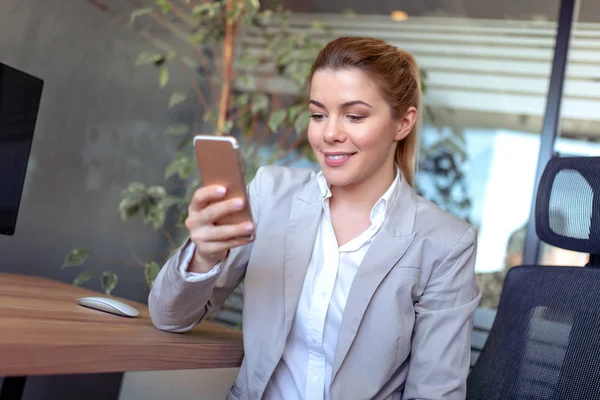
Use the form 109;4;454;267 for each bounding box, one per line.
403;226;482;400
148;167;264;332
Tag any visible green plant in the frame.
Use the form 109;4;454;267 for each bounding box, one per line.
61;0;329;294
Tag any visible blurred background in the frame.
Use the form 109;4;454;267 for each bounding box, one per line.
1;0;598;398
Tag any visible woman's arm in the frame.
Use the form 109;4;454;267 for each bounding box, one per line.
148;167;263;332
403;226;481;400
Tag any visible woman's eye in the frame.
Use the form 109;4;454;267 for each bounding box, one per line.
347;115;366;122
310;113;325;121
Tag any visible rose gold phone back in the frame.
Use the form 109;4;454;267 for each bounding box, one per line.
194;136;252;226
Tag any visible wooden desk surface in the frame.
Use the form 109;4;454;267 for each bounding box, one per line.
0;273;244;377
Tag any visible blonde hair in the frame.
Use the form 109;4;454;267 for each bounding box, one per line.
309;37;422;186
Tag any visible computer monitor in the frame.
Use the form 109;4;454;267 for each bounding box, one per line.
0;63;43;235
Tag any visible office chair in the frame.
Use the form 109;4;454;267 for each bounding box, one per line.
467;156;600;400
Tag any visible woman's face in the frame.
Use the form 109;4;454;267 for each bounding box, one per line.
308;68;416;189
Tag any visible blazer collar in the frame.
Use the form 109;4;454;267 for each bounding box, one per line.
381;169;418;236
300;167;415;227
301;167;419;233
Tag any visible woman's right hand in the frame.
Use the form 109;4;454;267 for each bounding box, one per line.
184;185;255;274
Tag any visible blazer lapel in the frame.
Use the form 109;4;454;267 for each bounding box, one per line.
283;179;323;336
331;175;419;381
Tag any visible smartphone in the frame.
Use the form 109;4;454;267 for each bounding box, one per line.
193;135;254;238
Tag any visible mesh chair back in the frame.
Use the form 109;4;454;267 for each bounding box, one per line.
535;156;600;257
467;266;600;400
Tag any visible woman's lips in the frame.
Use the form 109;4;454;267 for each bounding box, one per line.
323;152;356;167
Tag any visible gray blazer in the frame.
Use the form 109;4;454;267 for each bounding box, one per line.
149;166;481;400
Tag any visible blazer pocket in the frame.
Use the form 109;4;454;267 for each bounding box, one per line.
228;382;245;400
388;265;421;278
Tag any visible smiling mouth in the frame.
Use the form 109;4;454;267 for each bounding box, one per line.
322;152;357;166
326;154;353;160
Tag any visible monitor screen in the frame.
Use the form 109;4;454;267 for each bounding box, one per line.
0;63;43;235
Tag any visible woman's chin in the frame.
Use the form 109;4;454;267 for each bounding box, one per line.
320;169;356;188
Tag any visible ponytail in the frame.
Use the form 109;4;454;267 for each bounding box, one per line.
394;49;421;187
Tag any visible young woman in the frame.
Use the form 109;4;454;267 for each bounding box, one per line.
149;37;481;400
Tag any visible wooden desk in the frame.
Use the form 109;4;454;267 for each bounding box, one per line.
0;273;244;398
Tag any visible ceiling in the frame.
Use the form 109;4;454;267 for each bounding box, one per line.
281;0;600;23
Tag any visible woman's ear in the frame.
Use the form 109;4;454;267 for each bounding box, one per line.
394;106;418;141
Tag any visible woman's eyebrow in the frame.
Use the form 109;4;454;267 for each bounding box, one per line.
308;99;373;109
340;100;373;108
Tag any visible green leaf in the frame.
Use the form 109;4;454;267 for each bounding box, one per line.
247;0;260;11
126;182;147;192
188;31;207;45
73;269;95;286
287;104;305;123
192;3;219;18
236;55;261;69
162;195;183;208
238;74;256;90
221;120;234;134
144;261;161;289
155;0;171;13
119;198;140;220
130;7;152;23
147;185;167;199
203;110;214;123
159;66;169;88
168;92;187;108
251;93;269;115
101;271;118;295
61;248;89;269
294;110;311;135
165;156;195;179
146;204;166;230
238;109;253;134
176;135;190;150
164;123;190;136
135;52;164;66
226;2;244;22
119;182;147;220
254;9;273;26
268;109;287;132
192;3;211;14
310;21;326;31
235;93;250;107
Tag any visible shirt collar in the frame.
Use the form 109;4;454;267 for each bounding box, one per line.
316;167;401;227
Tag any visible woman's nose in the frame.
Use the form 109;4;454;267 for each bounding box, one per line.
323;119;346;144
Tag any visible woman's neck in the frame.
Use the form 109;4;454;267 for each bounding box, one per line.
329;165;396;213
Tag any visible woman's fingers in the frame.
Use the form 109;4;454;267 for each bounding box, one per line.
186;197;247;229
188;185;228;213
195;238;253;256
185;185;254;267
188;221;254;243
